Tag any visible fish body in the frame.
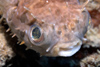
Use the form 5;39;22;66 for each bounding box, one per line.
0;0;90;56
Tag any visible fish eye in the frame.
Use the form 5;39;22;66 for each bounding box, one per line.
30;25;44;43
32;27;41;39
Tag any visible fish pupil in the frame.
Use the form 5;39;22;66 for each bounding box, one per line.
32;27;41;39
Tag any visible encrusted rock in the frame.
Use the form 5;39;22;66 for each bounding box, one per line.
0;26;14;66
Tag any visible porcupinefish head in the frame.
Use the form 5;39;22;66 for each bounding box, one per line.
5;0;90;56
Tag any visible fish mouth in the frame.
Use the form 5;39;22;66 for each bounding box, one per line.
45;38;82;57
58;44;81;56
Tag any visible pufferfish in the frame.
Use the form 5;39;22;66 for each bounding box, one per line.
0;0;90;57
